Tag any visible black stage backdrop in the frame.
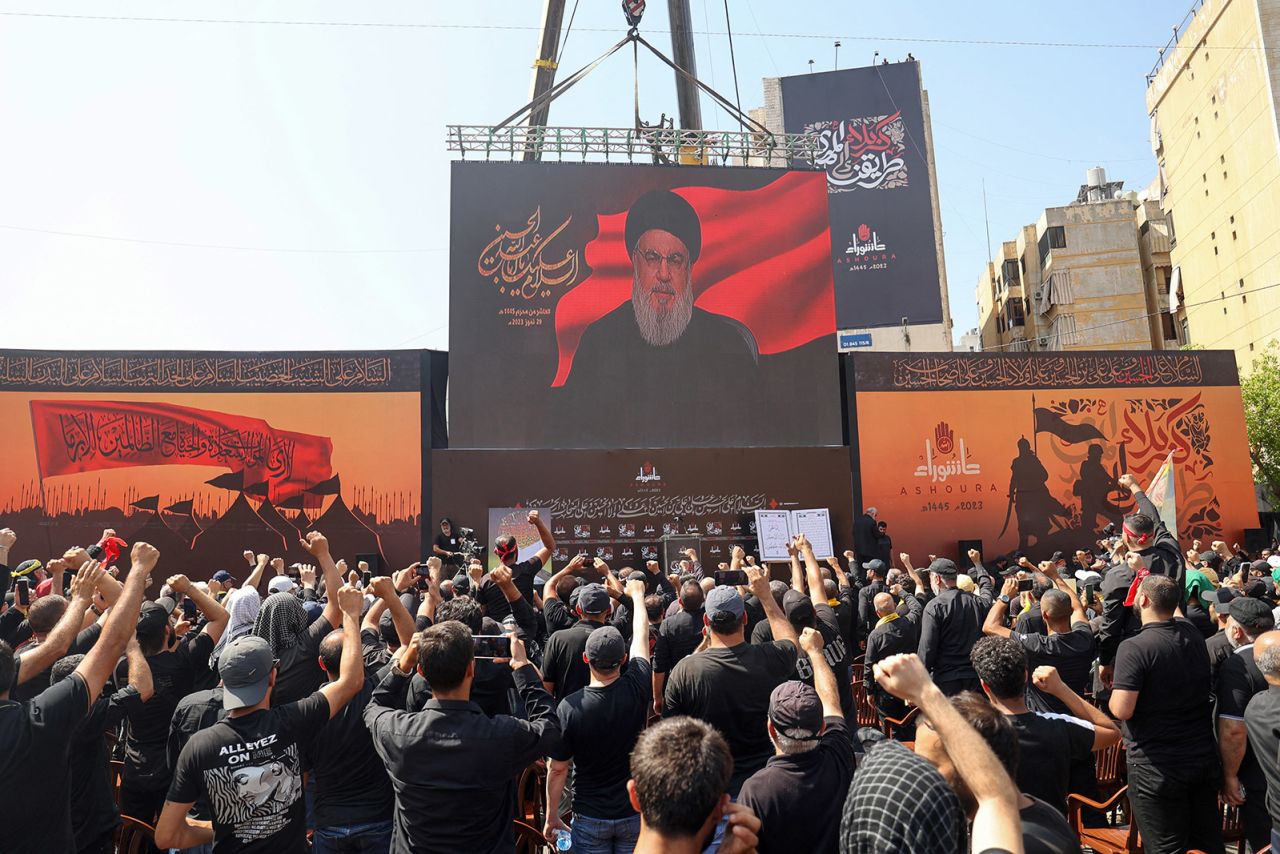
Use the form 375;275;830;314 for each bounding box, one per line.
781;62;944;329
432;447;853;572
448;161;842;450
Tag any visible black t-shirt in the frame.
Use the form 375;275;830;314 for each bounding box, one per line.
433;532;463;564
12;621;102;702
663;640;798;794
1112;618;1215;766
548;658;652;819
168;691;330;853
307;676;395;828
737;716;854;854
1007;711;1095;814
653;607;704;674
1012;622;1096;715
1215;645;1269;788
167;687;228;822
478;556;544;621
0;673;91;854
542;619;599;703
124;630;216;788
1245;686;1280;830
271;617;334;707
752;606;853;719
1021;796;1083;854
544;597;578;638
73;685;145;848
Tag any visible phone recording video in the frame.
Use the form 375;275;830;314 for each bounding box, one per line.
181;597;198;620
15;579;30;607
360;570;373;587
472;635;512;659
1017;578;1034;593
714;569;748;587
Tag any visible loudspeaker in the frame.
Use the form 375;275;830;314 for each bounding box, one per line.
1243;528;1270;556
958;539;983;570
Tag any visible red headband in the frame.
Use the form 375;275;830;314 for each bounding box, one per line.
1122;524;1150;545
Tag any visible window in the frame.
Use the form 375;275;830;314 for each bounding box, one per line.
1233;231;1237;240
1047;226;1066;249
1161;313;1179;341
1006;299;1025;328
1001;258;1020;288
1181;317;1190;344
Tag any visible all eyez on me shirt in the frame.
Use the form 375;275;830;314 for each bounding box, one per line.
168;692;329;854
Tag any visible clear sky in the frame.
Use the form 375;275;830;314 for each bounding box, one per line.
0;1;1181;350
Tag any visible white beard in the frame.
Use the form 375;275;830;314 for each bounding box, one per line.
633;271;694;347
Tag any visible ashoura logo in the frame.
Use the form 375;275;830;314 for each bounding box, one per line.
914;421;980;483
635;463;661;483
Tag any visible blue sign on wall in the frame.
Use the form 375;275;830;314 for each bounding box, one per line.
839;332;873;349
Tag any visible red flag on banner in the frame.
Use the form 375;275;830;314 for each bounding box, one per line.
29;400;333;502
550;171;835;387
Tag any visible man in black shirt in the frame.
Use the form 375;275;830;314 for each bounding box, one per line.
120;572;230;823
309;575;415;853
737;627;853;854
431;517;466;570
545;578;652;849
664;565;798;796
479;509;554;621
364;620;561;853
916;556;991;695
856;559;888;641
627;716;762;854
865;584;923;727
543;581;612;703
156;583;367;852
51;641;152;854
969;635;1120;815
983;564;1096;714
0;543;159;854
1109;574;1223;854
1097;474;1187;688
651;579;704;716
1245;631;1280;853
1206;587;1239;680
1215;597;1275;852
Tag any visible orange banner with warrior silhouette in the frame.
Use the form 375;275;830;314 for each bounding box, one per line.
852;352;1259;561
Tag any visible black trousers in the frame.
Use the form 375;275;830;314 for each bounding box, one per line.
936;676;982;697
1126;758;1225;854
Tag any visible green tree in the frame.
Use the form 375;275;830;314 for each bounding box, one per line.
1242;341;1280;507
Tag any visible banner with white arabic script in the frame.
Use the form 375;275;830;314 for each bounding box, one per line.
781;62;945;330
433;447;853;573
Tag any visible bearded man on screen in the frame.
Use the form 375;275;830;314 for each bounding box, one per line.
563;189;758;442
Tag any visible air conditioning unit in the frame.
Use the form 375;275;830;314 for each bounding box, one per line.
1037;337;1050;350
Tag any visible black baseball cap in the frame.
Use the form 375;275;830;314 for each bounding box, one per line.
768;680;823;739
219;636;276;710
577;583;611;615
1199;551;1223;570
585;626;626;668
1230;597;1276;633
782;589;816;627
929;558;959;578
861;559;886;574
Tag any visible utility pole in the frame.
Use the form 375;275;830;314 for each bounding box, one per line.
524;0;567;161
667;0;703;129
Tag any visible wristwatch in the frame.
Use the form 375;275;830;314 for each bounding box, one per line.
998;594;1011;604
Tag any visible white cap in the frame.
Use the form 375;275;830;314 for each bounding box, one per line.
1268;555;1280;569
268;575;297;594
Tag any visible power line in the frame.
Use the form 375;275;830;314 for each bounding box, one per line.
0;11;1205;50
933;121;1151;165
0;223;448;254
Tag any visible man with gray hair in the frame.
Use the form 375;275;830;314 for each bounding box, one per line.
738;627;854;854
1245;630;1280;853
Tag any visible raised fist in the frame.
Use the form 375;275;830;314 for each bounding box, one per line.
0;529;17;550
131;542;160;572
300;531;330;557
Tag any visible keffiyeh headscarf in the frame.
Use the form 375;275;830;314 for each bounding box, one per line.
210;586;262;667
252;592;309;658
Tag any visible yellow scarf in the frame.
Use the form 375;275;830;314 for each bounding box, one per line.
875;612;901;629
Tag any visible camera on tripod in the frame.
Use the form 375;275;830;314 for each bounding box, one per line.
456;527;482;561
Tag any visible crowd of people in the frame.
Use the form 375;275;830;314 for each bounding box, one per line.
2;476;1280;854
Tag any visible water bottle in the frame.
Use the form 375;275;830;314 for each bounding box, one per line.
555;828;572;851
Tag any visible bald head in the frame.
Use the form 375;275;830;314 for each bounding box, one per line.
873;592;895;617
1256;631;1280;686
1041;589;1071;623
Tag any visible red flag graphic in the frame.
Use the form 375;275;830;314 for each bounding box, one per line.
29;400;333;502
551;171;835;387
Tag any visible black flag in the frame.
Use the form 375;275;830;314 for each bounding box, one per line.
206;470;245;491
130;495;160;512
280;494;308;511
244;480;270;498
165;499;194;515
306;474;341;496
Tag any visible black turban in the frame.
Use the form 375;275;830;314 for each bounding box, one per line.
624;190;702;264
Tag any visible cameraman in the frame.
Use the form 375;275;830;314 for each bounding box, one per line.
433;518;469;571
